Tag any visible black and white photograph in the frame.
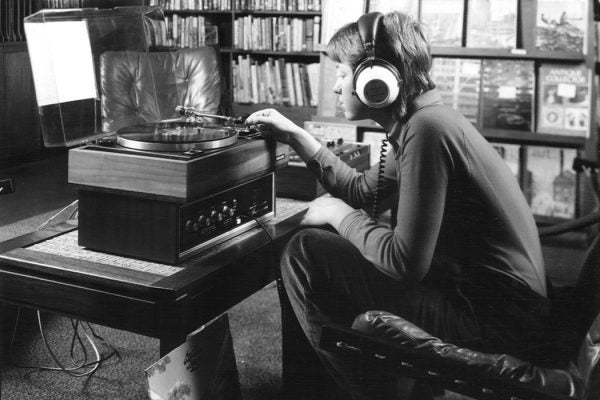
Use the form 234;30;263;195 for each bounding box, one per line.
1;1;599;400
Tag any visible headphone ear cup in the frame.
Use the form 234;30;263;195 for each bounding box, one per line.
353;59;401;108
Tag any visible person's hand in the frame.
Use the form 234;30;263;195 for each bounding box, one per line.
245;108;302;144
301;196;356;231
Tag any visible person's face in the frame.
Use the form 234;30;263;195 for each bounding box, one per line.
332;63;367;120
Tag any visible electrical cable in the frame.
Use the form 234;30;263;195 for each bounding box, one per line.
371;135;389;221
9;200;119;381
8;308;121;381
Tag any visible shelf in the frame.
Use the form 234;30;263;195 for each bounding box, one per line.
233;10;321;16
431;47;586;62
482;129;587;148
163;9;232;15
226;49;320;57
163;9;321;16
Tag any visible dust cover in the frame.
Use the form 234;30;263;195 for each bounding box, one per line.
145;314;242;400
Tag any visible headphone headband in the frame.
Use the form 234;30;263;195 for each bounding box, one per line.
358;12;384;60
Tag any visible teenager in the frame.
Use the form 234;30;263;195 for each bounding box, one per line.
246;11;552;399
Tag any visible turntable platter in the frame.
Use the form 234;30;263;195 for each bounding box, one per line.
116;121;238;151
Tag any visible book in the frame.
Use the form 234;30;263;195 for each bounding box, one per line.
430;57;481;125
535;0;588;54
420;0;464;47
145;314;242;400
525;146;577;219
466;0;517;48
368;0;419;18
492;143;520;181
481;59;535;131
537;63;591;138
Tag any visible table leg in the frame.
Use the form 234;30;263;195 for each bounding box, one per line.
277;278;346;400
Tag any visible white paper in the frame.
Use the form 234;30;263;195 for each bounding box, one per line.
25;21;97;106
557;83;576;99
498;85;517;99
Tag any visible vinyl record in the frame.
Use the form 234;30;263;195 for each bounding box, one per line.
116;121;238;151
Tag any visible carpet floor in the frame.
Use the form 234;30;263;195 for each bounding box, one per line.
0;208;284;400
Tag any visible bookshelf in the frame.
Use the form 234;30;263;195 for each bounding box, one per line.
314;0;598;224
148;0;323;125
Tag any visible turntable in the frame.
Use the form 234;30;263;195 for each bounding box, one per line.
68;109;289;264
25;7;289;264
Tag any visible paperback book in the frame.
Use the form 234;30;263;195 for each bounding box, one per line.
537;63;591;137
420;0;464;47
466;0;517;48
430;57;481;125
535;0;588;54
525;146;577;219
481;59;535;131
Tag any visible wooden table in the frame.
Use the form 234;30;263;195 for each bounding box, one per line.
0;197;307;355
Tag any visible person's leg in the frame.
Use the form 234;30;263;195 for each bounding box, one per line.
280;228;480;399
280;228;404;399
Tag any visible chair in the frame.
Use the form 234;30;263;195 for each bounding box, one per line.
319;159;600;400
99;46;227;132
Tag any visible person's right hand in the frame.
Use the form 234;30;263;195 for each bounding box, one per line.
245;108;302;144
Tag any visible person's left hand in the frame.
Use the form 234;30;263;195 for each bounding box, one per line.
301;197;356;231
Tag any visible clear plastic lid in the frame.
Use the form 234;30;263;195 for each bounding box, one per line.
24;6;167;147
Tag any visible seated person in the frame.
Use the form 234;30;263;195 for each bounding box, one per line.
247;11;552;399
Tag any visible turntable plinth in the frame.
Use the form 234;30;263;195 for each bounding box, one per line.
68;139;289;200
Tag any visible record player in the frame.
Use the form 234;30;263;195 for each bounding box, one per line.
25;7;289;264
68;109;288;265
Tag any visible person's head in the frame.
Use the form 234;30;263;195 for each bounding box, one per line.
326;11;434;122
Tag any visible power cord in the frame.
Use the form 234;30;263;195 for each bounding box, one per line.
8;308;121;384
371;135;389;221
7;199;119;383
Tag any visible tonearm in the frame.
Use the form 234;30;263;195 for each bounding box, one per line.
175;106;245;125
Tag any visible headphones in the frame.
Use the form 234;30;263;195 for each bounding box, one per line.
353;12;402;108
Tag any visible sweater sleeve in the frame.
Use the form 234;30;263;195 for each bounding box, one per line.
338;121;453;281
305;144;396;209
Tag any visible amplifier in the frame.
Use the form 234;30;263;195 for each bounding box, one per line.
276;140;370;200
78;173;274;264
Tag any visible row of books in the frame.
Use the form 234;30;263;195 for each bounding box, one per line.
430;58;591;138
0;0;40;43
367;0;588;54
148;14;219;48
233;15;320;52
42;0;82;7
150;0;233;11
233;0;321;12
493;143;578;219
153;0;321;11
232;55;319;107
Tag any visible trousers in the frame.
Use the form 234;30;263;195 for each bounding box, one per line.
280;227;557;399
